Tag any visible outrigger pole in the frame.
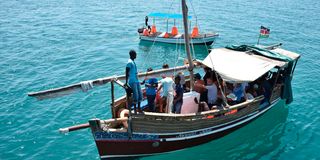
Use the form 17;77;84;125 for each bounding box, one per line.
182;0;194;90
28;65;200;100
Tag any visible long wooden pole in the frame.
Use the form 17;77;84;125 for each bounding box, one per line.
257;34;261;45
59;123;90;133
59;117;128;133
28;64;201;100
111;81;115;116
182;0;194;90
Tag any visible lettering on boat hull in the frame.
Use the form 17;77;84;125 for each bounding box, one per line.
95;132;158;140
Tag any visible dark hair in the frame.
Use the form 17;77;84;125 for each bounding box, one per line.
175;74;181;81
162;63;169;69
129;50;136;56
194;73;201;80
147;67;153;72
204;67;211;72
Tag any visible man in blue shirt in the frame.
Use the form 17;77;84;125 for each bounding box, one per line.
233;83;247;103
143;68;158;112
125;50;143;114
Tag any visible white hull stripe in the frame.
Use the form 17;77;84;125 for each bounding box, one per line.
140;36;216;44
101;152;164;159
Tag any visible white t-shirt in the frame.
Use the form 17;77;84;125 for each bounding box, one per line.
160;77;174;97
206;84;217;104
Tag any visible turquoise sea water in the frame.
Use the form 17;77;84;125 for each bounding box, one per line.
1;0;319;159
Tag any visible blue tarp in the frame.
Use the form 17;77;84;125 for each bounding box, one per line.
148;12;192;19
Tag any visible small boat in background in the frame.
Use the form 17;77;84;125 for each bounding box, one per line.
138;12;219;45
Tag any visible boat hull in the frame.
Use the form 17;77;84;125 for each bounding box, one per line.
94;99;282;159
139;34;218;45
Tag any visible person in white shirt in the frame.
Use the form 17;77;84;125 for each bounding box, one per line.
157;74;174;113
205;78;218;109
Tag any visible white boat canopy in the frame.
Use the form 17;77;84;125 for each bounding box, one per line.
201;48;277;83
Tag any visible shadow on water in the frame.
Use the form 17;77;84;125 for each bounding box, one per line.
138;100;289;160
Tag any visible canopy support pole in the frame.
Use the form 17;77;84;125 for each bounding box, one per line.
269;68;281;103
166;19;169;32
257;34;261;45
215;72;229;107
111;81;115;116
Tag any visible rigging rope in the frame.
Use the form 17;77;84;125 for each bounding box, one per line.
189;0;210;54
189;0;228;106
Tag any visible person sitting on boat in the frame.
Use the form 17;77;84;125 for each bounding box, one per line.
142;68;158;112
148;25;151;33
195;78;218;109
252;83;262;97
261;76;272;104
194;73;206;102
125;50;143;114
232;83;247;104
245;85;256;100
194;97;219;112
178;72;187;91
143;28;150;36
173;75;183;114
157;73;174;113
203;67;213;85
205;78;218;109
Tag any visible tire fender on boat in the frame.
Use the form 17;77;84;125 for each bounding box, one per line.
120;109;129;128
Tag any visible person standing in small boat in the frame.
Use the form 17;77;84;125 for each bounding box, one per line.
125;50;143;113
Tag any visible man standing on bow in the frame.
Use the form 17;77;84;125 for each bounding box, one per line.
125;50;143;114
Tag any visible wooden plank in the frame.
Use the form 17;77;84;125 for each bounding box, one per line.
131;98;262;133
28;64;201;100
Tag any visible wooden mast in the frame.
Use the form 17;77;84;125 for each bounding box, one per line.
182;0;194;90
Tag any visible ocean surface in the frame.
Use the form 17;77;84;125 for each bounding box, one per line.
1;0;319;159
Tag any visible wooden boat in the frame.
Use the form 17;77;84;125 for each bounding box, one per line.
27;1;300;159
138;12;218;45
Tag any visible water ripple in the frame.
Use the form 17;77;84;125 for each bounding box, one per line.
1;0;319;159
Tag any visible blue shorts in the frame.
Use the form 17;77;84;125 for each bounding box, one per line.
129;82;143;103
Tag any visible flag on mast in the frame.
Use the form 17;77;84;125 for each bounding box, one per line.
260;26;270;38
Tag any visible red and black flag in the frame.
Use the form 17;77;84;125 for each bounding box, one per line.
260;26;270;38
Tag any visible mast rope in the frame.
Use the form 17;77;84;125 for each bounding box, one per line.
189;0;210;54
189;0;227;105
